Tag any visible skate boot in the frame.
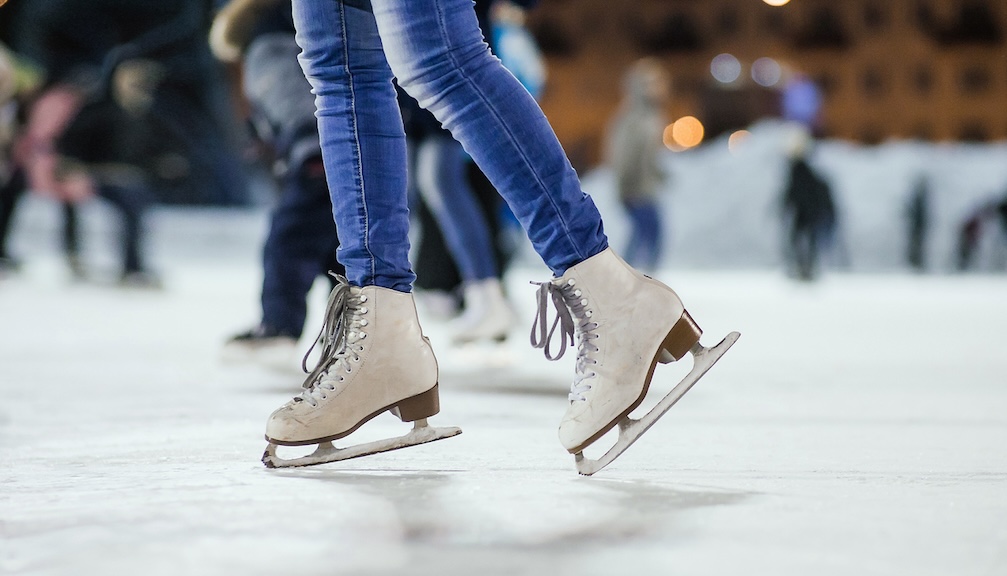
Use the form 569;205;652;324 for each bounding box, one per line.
221;324;299;371
262;277;461;468
531;248;739;475
451;278;515;344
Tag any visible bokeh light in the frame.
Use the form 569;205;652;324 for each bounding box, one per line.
711;53;742;84
666;116;705;150
751;57;783;87
728;130;752;154
762;0;791;6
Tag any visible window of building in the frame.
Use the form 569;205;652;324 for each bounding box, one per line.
717;7;740;36
641;12;703;53
911;123;934;141
959;122;988;142
959;66;992;94
762;10;786;36
861;68;886;97
914;66;934;95
813;72;838;96
915;0;934;35
864;3;887;31
859;127;884;145
795;7;850;49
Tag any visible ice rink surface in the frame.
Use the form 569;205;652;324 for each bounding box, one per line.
2;207;1006;576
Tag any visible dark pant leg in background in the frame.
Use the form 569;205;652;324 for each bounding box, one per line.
260;158;342;338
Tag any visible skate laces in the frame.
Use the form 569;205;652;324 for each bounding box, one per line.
530;278;600;402
296;275;369;407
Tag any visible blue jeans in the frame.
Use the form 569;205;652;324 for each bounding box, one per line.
623;200;663;271
292;0;607;291
414;134;497;282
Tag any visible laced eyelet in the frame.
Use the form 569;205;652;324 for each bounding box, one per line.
359;307;368;314
567;279;576;286
358;295;367;303
359;333;367;339
359;319;368;326
574;290;581;297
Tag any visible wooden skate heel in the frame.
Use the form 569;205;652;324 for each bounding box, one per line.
660;310;702;362
391;384;441;422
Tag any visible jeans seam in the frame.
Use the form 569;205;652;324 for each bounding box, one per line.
340;1;376;284
429;0;586;264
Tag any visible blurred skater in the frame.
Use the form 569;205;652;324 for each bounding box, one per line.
606;58;669;273
0;43;35;274
8;0;250;207
211;0;343;365
781;132;836;281
905;176;931;272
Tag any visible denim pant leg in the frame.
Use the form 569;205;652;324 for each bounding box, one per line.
261;162;341;337
292;0;413;291
625;201;662;270
415;135;497;281
371;0;607;276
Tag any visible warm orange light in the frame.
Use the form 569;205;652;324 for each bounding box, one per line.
728;130;751;154
670;116;705;149
763;0;791;6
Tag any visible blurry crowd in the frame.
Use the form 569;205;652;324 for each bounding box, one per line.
0;0;249;285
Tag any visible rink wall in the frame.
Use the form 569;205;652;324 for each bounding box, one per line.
581;121;1007;273
7;121;1007;274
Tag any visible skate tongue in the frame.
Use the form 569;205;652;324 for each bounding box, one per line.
529;281;575;361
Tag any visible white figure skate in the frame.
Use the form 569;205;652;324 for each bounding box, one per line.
451;278;515;344
262;278;461;468
531;248;739;475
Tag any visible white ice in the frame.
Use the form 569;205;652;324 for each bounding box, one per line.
3;133;1007;575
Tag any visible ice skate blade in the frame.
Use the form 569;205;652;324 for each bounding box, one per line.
574;331;741;476
262;419;462;468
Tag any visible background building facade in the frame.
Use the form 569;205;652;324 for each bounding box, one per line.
527;0;1007;168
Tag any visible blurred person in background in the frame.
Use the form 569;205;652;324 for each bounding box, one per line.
7;0;249;207
3;0;255;285
781;129;836;281
905;175;931;272
211;0;343;366
0;42;37;275
605;57;670;273
956;193;1007;272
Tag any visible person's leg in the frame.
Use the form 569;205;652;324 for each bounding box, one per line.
61;201;85;278
639;202;663;271
415;134;512;342
294;0;412;292
0;167;27;265
375;0;727;464
372;0;607;276
265;0;443;455
415;134;497;281
96;182;148;275
260;157;342;338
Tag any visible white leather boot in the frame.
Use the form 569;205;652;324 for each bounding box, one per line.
265;281;441;446
530;248;702;454
451;278;515;344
